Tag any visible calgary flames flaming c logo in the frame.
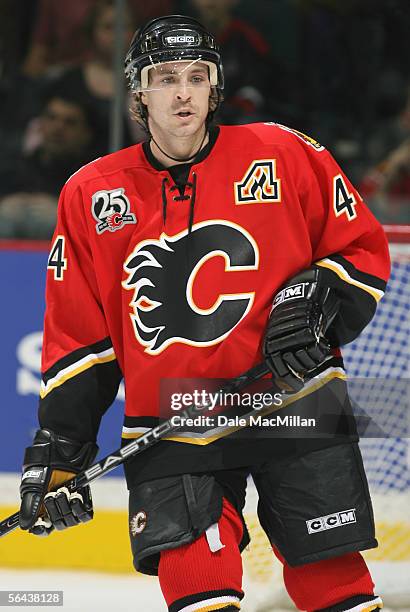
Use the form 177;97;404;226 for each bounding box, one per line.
122;221;259;355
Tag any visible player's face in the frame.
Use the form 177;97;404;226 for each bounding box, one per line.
140;61;212;139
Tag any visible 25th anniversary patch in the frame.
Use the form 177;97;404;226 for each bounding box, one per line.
92;188;137;234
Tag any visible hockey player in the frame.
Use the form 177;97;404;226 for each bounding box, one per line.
19;15;390;612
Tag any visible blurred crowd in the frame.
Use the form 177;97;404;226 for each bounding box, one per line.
0;0;409;239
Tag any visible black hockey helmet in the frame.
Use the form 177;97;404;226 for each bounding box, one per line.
124;14;224;93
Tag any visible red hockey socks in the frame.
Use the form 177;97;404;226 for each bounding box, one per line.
158;498;244;611
273;547;377;611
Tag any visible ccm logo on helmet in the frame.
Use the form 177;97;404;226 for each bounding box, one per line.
164;31;199;45
306;509;356;534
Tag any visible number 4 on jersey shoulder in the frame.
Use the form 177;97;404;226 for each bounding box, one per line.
333;174;358;221
47;235;67;281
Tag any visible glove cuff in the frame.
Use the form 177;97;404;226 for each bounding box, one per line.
23;428;98;474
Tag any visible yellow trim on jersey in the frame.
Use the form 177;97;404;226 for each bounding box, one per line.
316;259;384;302
40;350;117;399
191;603;240;612
122;431;152;439
122;367;347;444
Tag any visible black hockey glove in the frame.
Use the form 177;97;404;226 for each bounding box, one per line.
19;429;98;536
263;268;340;393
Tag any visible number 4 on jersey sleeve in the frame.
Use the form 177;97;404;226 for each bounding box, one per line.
333;174;357;221
47;235;67;281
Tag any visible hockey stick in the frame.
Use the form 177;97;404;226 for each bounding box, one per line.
0;361;270;538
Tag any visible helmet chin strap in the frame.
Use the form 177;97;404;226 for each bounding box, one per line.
150;129;208;163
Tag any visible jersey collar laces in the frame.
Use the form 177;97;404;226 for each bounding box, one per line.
161;172;198;234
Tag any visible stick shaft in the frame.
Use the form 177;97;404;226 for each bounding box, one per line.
0;362;270;537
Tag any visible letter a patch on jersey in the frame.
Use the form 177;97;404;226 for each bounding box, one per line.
234;160;281;205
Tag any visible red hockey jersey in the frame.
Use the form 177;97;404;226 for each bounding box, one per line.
38;123;390;482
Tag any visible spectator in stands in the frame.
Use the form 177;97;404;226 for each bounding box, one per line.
23;0;97;78
0;88;99;239
182;0;276;123
23;0;176;78
298;0;410;177
359;139;410;224
52;0;136;152
359;85;410;223
0;1;38;88
366;82;410;166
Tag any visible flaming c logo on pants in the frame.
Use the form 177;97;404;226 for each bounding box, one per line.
122;221;259;354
